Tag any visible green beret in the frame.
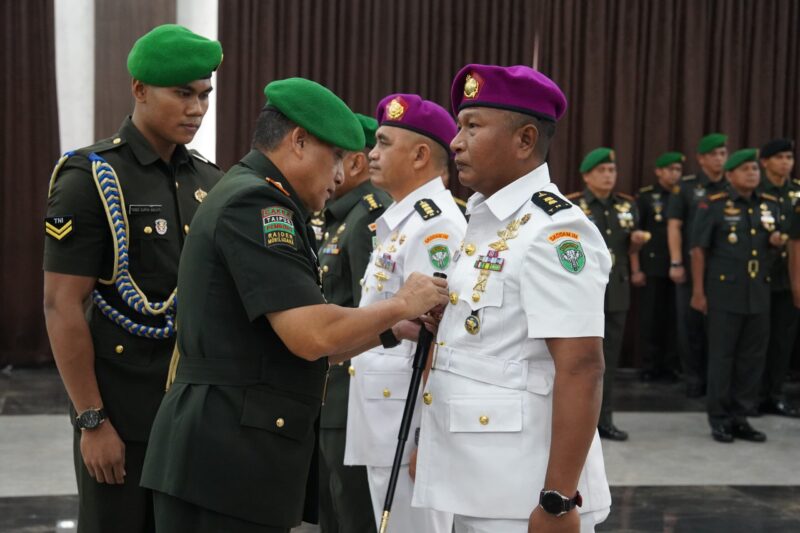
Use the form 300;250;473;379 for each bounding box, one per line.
580;147;616;174
697;133;727;154
356;113;379;148
655;152;686;168
127;24;222;86
264;78;365;152
724;148;758;171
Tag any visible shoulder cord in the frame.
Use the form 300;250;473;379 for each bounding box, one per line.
49;152;176;339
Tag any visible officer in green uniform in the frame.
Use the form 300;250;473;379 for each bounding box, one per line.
317;113;390;533
42;25;223;533
636;152;685;382
757;138;800;417
690;148;784;443
667;133;729;397
568;147;648;441
140;78;448;533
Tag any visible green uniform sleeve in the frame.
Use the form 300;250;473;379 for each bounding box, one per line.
789;205;800;239
690;202;714;249
666;186;686;221
347;213;380;306
43;157;110;277
215;188;324;321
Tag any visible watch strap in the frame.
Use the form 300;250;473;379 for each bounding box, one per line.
379;328;401;349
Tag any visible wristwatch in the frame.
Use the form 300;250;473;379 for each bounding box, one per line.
75;407;106;430
670;261;683;268
539;490;582;517
379;328;401;349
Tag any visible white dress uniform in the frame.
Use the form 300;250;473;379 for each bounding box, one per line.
412;163;613;533
345;177;466;532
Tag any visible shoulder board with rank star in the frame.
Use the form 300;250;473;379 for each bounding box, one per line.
793;178;800;187
616;192;635;202
414;199;441;220
682;174;697;181
361;193;383;212
189;149;220;169
760;192;779;202
708;191;729;202
531;190;573;215
265;177;291;197
639;185;654;193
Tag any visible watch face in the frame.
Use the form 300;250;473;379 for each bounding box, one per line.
540;492;565;514
79;410;101;429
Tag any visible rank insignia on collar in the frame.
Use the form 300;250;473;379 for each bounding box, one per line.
194;188;208;203
265;177;291;197
414;199;442;220
531;191;572;216
368;222;377;232
45;216;73;241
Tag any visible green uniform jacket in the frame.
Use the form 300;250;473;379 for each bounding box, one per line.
141;150;328;528
569;189;639;312
318;181;391;429
691;189;782;314
636;183;672;277
666;171;729;261
43;117;222;442
757;176;800;292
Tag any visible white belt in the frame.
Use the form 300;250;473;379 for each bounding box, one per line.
432;345;553;395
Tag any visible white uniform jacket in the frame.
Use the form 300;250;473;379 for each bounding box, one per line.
344;177;467;467
412;164;613;519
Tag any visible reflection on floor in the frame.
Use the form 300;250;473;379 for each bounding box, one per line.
1;365;799;532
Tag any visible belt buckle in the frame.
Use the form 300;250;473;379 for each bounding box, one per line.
748;259;759;278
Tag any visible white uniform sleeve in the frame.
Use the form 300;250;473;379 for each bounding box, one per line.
403;211;466;280
520;209;611;339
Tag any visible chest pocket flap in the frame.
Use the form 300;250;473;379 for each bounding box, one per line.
363;371;410;401
449;395;522;433
466;274;504;312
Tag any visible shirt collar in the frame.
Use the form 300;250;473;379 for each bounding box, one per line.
467;163;551;221
382;177;445;230
119;117;192;169
239;149;310;221
326;180;375;221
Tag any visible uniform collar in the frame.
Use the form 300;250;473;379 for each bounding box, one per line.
325;180;377;221
382;177;444;230
758;175;787;195
239;149;310;221
467;163;551;221
582;187;614;206
728;188;756;204
119;116;192;169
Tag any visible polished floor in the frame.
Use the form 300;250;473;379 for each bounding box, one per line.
1;365;799;532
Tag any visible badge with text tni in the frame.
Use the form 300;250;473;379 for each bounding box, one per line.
262;207;296;248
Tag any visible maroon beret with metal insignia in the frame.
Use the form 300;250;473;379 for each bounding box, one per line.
451;64;567;122
375;93;457;154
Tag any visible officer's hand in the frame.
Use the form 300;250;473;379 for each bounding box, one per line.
408;447;418;481
630;230;650;245
769;231;786;247
669;265;686;284
690;292;707;315
631;271;646;287
80;420;126;484
394;272;449;319
528;506;579;533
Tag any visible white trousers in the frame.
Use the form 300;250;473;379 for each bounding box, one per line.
366;465;452;533
453;508;610;533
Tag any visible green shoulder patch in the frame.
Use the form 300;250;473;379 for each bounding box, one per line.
262;206;296;248
45;216;73;241
414;199;441;220
556;240;585;274
532;191;573;216
362;193;383;212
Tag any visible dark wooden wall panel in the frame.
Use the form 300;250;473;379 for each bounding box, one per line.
94;0;175;138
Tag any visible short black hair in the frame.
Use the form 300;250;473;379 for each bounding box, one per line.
506;111;556;157
252;106;296;151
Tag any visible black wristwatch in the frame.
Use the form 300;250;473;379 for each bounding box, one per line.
539;490;582;517
76;407;106;430
379;328;401;349
670;261;683;268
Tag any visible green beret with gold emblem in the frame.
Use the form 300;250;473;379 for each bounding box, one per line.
264;78;365;151
580;147;615;174
356;113;379;148
655;151;686;168
724;148;758;171
697;133;727;154
127;24;222;86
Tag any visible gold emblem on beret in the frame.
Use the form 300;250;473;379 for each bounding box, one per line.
464;73;480;99
387;98;406;120
609;150;616;162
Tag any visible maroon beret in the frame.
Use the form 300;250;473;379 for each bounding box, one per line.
451;64;567;122
375;93;457;153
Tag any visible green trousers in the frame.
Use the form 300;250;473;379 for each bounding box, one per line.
600;311;627;427
152;491;290;533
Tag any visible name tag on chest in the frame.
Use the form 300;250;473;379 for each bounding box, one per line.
129;204;162;215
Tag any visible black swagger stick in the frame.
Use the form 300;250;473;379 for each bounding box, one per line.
379;272;447;533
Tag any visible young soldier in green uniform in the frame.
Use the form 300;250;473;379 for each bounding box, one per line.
690;148;784;443
636;152;685;382
757;138;800;417
667;133;729;397
42;25;223;533
318;113;390;533
140;78;449;533
568;148;648;441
